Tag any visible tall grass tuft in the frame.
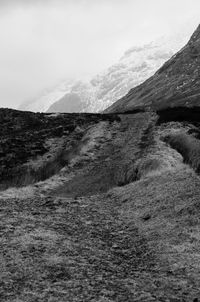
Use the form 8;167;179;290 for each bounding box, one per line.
164;132;200;172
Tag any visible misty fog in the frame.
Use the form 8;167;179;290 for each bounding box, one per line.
0;0;199;108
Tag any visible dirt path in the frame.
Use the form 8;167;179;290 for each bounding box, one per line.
0;193;158;302
1;175;200;301
53;113;152;197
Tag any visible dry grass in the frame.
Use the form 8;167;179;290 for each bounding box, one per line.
1;164;200;301
134;124;184;180
164;131;200;172
2;111;200;300
107;166;200;300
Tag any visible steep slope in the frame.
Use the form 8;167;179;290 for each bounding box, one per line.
106;24;200;113
19;33;188;113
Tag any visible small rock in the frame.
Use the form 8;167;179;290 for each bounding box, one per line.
141;214;151;221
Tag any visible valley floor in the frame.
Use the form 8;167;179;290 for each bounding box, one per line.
1;112;200;301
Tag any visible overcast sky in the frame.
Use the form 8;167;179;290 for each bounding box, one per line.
0;0;199;108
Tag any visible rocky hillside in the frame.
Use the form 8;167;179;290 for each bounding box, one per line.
1;106;200;300
106;24;200;113
19;33;188;113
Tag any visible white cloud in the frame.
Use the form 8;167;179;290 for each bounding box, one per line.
0;0;199;108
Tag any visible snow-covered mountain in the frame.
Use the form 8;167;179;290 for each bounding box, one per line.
106;24;200;113
19;31;192;113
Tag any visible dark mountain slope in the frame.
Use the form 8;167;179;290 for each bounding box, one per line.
106;24;200;113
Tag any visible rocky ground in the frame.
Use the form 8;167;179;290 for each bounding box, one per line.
1;108;200;301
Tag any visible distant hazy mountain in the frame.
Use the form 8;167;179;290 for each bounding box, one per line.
19;80;74;113
47;93;83;113
19;31;191;113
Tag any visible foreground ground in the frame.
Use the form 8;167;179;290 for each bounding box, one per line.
1;110;200;301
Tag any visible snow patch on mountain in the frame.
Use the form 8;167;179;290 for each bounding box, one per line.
19;32;191;113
